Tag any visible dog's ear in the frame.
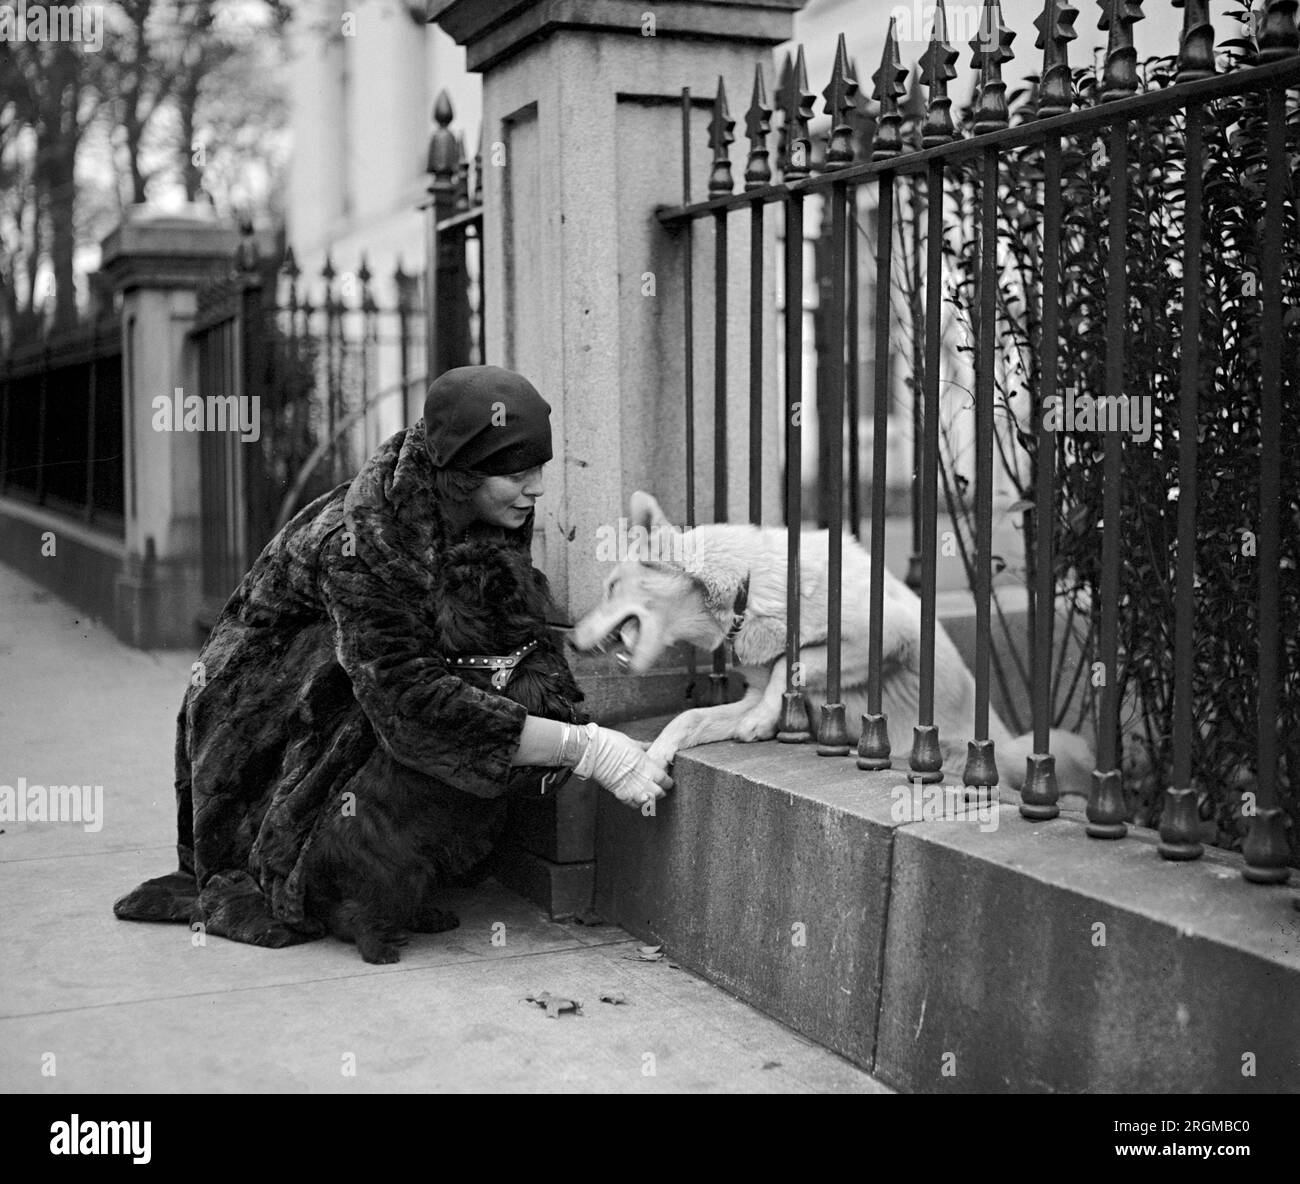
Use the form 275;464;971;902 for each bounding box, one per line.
629;491;675;533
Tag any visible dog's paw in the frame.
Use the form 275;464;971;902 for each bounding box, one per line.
356;925;410;964
646;736;679;768
733;711;778;743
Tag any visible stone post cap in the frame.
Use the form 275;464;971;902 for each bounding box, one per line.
428;0;807;71
99;208;243;294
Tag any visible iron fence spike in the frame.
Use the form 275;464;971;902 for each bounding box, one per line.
1034;0;1079;117
919;0;961;146
473;124;484;205
823;32;860;168
1097;0;1146;101
708;75;736;195
848;57;878;160
970;0;1016;134
744;62;773;189
1257;0;1299;62
782;45;816;180
1172;0;1216;81
775;51;793;172
427;89;461;180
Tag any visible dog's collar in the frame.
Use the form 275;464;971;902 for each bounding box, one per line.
451;639;541;689
724;577;750;646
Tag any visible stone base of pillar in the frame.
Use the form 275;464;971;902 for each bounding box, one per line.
114;554;205;650
490;845;596;920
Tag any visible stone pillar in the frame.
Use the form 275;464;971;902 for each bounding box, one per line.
429;0;805;916
100;206;240;648
430;0;803;699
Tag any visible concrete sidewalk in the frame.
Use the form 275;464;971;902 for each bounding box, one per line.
0;561;886;1093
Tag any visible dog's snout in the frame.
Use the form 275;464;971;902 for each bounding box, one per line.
567;618;603;654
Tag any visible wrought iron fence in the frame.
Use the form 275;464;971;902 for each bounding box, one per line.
189;235;426;614
425;88;485;378
0;317;125;532
178;89;482;617
658;0;1300;883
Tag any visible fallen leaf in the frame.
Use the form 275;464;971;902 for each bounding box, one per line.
762;1061;782;1071
524;990;582;1018
599;992;627;1005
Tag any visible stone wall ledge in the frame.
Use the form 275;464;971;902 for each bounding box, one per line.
597;721;1300;1092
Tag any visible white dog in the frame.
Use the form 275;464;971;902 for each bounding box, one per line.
572;491;1094;794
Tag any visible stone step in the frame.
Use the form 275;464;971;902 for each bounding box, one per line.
595;732;1300;1091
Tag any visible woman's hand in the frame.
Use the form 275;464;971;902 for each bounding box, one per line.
573;725;672;808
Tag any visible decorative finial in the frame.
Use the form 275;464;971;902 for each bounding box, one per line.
1097;0;1146;102
919;0;961;146
969;0;1015;134
708;75;736;195
392;257;407;308
320;253;336;313
472;125;484;205
1256;0;1299;62
1170;0;1214;81
775;52;793;173
871;19;910;160
849;58;877;160
1033;0;1079;117
235;219;258;272
358;253;376;313
822;33;860;168
781;45;817;180
427;89;459;179
900;65;926;151
744;62;773;189
1017;75;1041;124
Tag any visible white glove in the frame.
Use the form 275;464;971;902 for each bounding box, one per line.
573;723;673;807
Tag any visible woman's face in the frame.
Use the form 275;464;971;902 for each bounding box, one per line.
469;465;545;528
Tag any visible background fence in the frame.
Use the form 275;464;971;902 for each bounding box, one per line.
0;318;125;534
189;234;427;620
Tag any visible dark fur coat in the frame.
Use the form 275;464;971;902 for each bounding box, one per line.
113;420;586;949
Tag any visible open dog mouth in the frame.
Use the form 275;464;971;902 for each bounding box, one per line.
590;614;640;667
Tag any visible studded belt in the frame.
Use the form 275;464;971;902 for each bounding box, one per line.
450;639;541;689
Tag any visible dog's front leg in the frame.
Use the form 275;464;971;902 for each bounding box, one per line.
646;667;766;766
735;640;879;742
733;656;789;741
